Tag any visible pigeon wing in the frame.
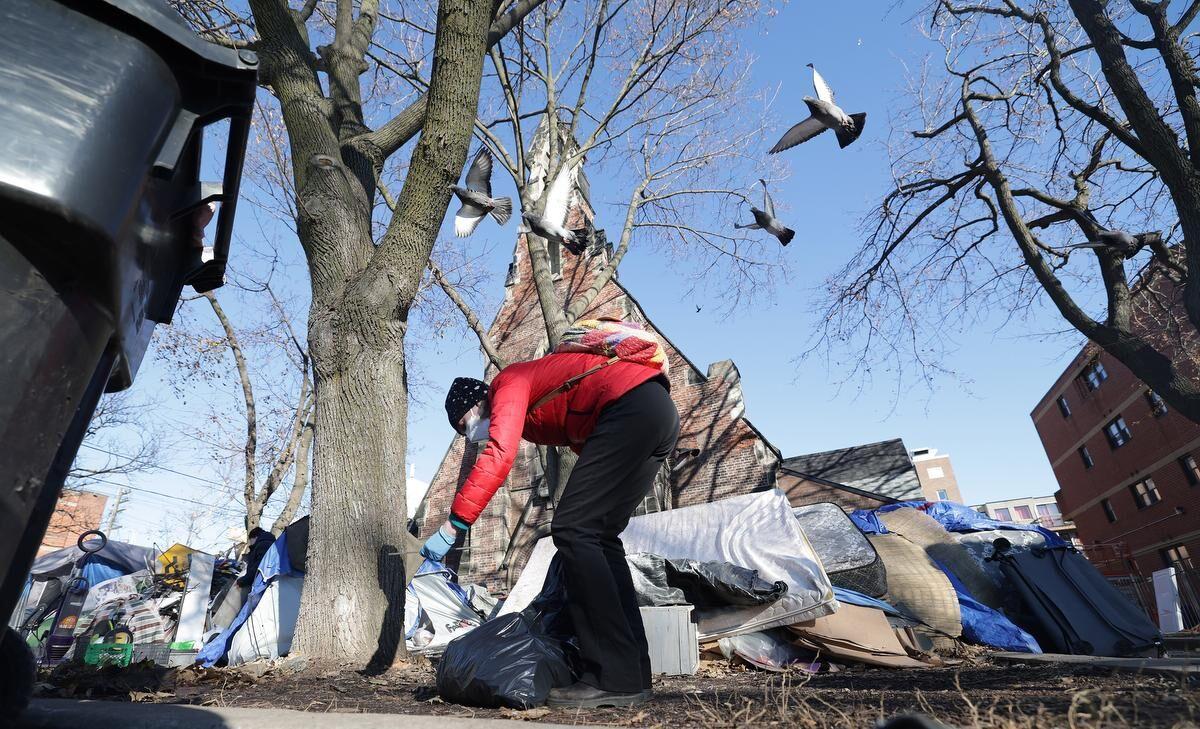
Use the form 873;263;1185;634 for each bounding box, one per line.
760;179;775;218
812;65;835;105
464;148;493;196
543;162;575;226
454;202;487;237
768;117;826;154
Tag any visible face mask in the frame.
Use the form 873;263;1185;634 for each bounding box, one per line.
464;414;491;444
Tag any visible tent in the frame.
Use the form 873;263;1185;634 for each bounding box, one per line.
11;540;156;635
197;532;302;667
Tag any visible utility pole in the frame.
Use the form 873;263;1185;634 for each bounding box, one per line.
104;488;129;535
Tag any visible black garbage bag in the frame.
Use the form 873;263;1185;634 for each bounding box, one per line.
436;556;577;708
627;553;787;609
435;610;576;709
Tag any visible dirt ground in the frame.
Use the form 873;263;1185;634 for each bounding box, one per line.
35;655;1200;728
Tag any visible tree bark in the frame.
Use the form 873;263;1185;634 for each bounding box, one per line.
291;0;494;665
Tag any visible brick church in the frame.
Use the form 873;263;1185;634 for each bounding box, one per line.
416;134;916;592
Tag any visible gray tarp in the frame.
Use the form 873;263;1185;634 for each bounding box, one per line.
28;540;156;580
502;490;836;640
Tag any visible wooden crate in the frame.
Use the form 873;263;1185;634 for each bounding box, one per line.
640;605;698;676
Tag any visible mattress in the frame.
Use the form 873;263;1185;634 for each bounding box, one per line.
793;502;888;597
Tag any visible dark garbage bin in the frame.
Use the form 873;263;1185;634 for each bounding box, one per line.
0;0;256;714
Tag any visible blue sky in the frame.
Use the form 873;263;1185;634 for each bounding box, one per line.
74;2;1087;552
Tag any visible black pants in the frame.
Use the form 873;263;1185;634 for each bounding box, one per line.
550;378;679;693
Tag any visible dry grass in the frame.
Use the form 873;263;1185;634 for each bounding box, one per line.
684;671;1200;729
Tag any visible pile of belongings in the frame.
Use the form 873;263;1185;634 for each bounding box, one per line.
435;491;948;709
433;491;1162;710
851;501;1161;658
9;537;242;668
197;516;501;667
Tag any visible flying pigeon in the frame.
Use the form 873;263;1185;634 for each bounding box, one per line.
735;179;795;246
1070;229;1147;259
769;64;866;153
450;148;512;237
521;161;588;255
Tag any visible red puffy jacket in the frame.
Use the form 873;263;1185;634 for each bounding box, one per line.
450;352;665;526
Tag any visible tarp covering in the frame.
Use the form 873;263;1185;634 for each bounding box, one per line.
851;501;1066;547
197;533;300;667
940;566;1040;653
28;540;156;581
502;490;836;640
226;576;303;665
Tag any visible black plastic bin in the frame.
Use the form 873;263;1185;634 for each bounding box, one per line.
0;0;256;711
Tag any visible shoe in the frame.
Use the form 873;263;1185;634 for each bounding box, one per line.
546;681;651;708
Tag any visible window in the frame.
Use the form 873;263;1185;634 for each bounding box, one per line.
993;507;1012;521
1130;478;1161;509
1083;360;1108;391
936;489;949;501
1146;390;1168;417
1101;498;1117;523
1078;445;1095;469
927;466;945;479
548;240;562;278
1104;416;1132;448
1180;454;1200;486
1013;505;1034;521
1162;544;1193;569
1056;396;1071;418
1037;503;1063;527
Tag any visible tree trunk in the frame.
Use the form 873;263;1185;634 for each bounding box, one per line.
294;335;410;664
290;159;408;663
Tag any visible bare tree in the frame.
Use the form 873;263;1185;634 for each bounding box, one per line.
171;0;549;663
814;0;1200;420
476;0;782;349
204;290;314;537
70;391;162;486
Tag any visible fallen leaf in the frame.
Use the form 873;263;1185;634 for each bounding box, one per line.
500;707;551;720
366;677;388;686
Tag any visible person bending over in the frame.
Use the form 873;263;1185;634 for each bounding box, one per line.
422;351;679;708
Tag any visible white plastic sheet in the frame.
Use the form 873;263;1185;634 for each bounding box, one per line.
226;575;303;666
502;490;836;639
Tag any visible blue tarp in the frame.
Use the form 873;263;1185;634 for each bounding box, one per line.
850;501;1066;546
938;563;1041;653
197;533;301;667
81;559;125;588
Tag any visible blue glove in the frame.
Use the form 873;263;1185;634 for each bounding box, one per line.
420;522;458;562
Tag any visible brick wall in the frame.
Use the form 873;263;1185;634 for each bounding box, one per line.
1031;273;1200;576
417;192;787;591
38;489;108;556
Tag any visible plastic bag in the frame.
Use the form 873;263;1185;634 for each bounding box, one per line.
717;629;819;673
435;611;575;708
625;553;787;609
436;557;577;708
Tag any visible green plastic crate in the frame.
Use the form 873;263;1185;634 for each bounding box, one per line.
84;642;133;668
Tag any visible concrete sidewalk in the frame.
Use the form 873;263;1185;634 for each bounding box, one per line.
18;699;578;729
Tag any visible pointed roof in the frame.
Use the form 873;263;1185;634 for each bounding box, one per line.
782;438;922;503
